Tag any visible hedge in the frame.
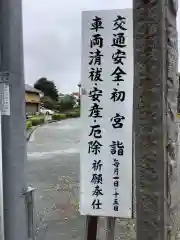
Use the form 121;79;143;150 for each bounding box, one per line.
66;111;80;118
26;120;32;130
52;113;67;121
30;116;45;126
26;111;80;130
52;111;80;121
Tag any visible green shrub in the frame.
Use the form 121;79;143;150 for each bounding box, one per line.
30;116;45;126
52;111;80;121
67;111;80;118
26;120;32;129
52;114;67;121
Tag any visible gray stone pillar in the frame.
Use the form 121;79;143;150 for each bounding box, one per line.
133;0;178;239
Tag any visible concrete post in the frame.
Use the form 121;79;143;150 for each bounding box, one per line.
0;0;28;239
166;1;178;238
134;0;178;239
0;116;4;240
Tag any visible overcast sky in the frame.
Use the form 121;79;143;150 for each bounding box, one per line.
22;0;180;93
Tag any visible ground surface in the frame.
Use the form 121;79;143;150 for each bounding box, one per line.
26;118;135;240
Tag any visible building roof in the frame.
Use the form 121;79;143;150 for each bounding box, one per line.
72;92;79;96
25;84;42;94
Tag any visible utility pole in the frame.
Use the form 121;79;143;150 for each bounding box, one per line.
134;0;178;239
0;0;28;240
77;84;81;108
0;115;4;240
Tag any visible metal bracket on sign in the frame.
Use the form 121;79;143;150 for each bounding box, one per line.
0;72;10;83
23;186;36;240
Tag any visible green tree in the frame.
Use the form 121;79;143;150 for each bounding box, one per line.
34;77;59;102
56;94;76;112
41;96;56;110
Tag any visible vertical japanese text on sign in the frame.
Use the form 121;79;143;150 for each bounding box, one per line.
80;9;133;217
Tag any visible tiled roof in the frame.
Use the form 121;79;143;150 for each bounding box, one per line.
25;84;41;93
72;92;79;96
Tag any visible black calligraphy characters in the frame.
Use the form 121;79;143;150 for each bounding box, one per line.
111;88;125;102
111;113;125;129
89;124;102;139
112;33;126;48
113;15;127;31
92;160;103;172
110;17;127;211
90;34;104;48
112;157;120;211
90;16;104;32
111;66;126;82
89;87;103;102
89;16;105;210
89;103;103;118
86;14;129;213
88;140;102;155
89;49;103;65
110;141;124;156
89;68;103;82
112;49;126;65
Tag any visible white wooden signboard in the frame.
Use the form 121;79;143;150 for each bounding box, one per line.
80;8;134;218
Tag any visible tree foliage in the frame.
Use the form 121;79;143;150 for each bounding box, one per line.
41;96;56;110
34;77;59;102
56;94;76;112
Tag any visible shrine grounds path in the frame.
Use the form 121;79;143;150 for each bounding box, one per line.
26;118;135;240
